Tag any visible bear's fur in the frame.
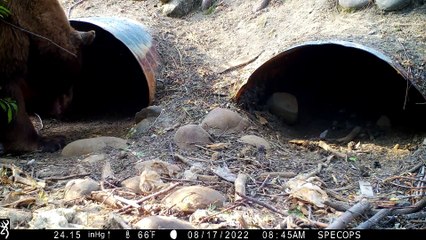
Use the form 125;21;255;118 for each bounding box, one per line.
0;0;95;153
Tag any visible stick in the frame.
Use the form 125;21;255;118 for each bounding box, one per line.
219;52;263;74
326;199;371;229
355;197;426;229
335;126;362;144
318;141;348;159
117;182;181;213
68;0;86;18
355;208;391;229
236;192;288;217
43;173;91;181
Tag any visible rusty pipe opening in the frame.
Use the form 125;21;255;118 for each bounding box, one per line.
236;41;426;134
66;17;158;119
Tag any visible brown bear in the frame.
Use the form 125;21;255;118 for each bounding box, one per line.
0;0;95;154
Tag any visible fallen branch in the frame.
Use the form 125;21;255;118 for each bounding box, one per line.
67;0;86;18
335;126;362;144
44;173;91;181
355;208;391;229
326;199;371;229
90;191;124;209
117;182;181;213
324;200;352;212
236;192;288;217
219;52;263;74
318;141;348;159
260;171;297;178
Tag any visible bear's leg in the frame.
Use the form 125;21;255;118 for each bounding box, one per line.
2;81;65;153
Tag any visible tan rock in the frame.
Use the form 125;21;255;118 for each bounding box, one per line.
64;178;100;201
267;92;298;124
121;176;141;194
239;135;271;149
200;108;249;135
162;185;226;213
174;124;213;150
62;137;127;157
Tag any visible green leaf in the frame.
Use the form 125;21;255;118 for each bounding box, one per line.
0;101;7;111
0;98;18;124
349;156;357;162
7;105;12;123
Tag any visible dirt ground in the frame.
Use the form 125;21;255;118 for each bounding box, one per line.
1;0;426;230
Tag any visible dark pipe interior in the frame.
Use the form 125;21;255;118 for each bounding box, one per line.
243;44;426;132
67;22;150;119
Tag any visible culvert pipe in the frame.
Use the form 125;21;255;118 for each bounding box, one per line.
236;40;426;129
69;17;159;117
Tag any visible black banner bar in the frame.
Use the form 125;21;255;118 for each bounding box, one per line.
2;229;426;240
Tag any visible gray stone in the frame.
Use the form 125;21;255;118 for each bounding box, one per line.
29;208;79;229
339;0;370;10
376;0;411;11
0;208;32;227
267;92;298;124
162;185;226;213
62;137;127;157
200;108;249;135
133;117;157;135
64;178;100;201
239;135;271;149
162;0;202;18
135;216;194;229
174;124;213;150
135;106;162;124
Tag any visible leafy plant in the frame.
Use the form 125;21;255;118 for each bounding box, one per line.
0;0;9;19
0;98;18;124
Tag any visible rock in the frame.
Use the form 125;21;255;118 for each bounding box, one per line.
375;0;411;11
135;159;181;176
81;154;106;164
239;135;271;149
135;106;162;124
162;0;201;18
162;185;226;213
267;92;298;124
376;115;392;129
174;124;213;150
64;178;100;201
338;0;369;10
62;137;127;157
200;108;249;135
132;117;157;136
135;216;194;229
121;176;141;194
0;208;32;227
139;170;166;194
29;208;80;229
